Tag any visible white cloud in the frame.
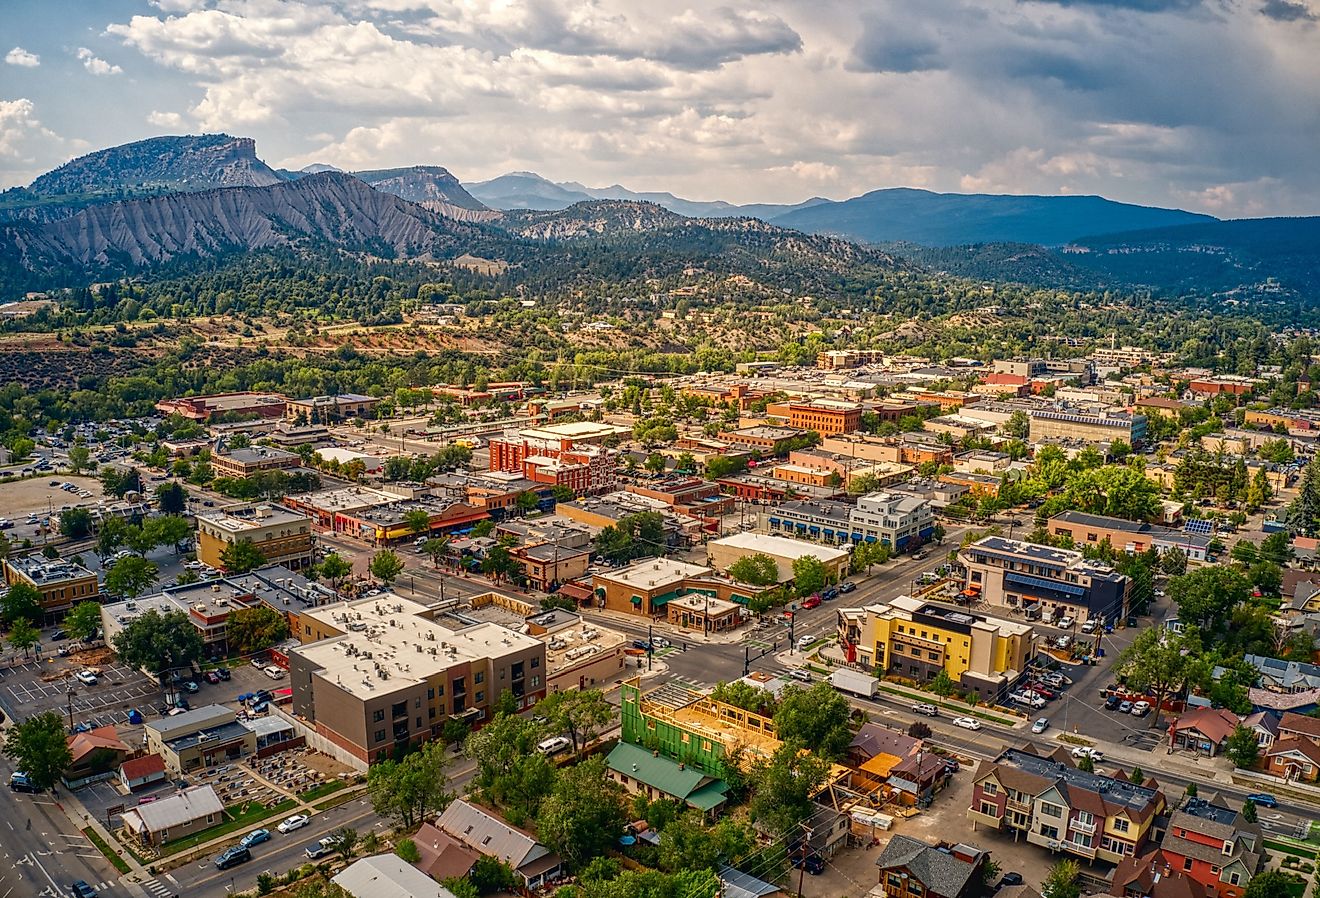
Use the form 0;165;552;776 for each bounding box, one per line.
147;110;187;128
0;99;70;187
35;0;1311;216
76;47;123;76
5;47;40;67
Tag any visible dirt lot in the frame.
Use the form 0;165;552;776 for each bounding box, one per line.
0;474;107;516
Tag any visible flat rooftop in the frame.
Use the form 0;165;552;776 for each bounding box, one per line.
668;594;739;615
518;421;628;441
197;504;308;533
296;596;542;699
598;558;712;591
710;532;849;562
6;555;94;583
290;486;398;513
1000;748;1160;813
217;446;300;464
542;620;627;671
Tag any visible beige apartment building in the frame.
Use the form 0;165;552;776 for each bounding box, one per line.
196;504;314;572
289;595;546;764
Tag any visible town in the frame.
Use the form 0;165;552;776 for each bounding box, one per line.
2;342;1318;898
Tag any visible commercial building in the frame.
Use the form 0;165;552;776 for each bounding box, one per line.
836;596;1037;700
145;705;256;774
285;393;381;423
766;399;863;436
122;784;225;847
706;532;850;584
625;476;735;521
210;445;303;479
155;391;287;422
958;536;1131;625
488;421;626;494
281;487;489;544
968;746;1166;864
666;593;743;633
525;609;628;694
513;543;590;591
759;492;934;551
1028;408;1148;445
196;503;315;572
718;425;811;454
289;595;546;764
1048;510;1211;562
591;559;765;618
1157;797;1262;898
1189;376;1257;397
2;555;99;623
872;836;988;898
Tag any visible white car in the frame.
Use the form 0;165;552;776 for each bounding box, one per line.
952;717;982;731
277;814;310;833
1071;746;1105;762
75;670;99;686
1031;717;1049;734
1057;617;1075;630
1130;701;1152;717
264;666;286;680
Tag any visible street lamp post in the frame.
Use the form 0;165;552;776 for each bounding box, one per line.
66;684;76;730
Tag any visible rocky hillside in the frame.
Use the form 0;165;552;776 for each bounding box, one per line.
1;134;285;224
499;200;686;239
7;172;486;272
353;165;488;210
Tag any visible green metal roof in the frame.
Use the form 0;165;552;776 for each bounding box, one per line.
606;742;728;809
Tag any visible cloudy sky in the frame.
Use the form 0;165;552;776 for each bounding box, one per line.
3;0;1319;216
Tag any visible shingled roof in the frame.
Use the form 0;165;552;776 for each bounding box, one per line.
875;836;983;898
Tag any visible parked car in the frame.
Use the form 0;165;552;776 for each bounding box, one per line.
277;814;310;833
1130;701;1152;717
1031;718;1049;734
1028;684;1057;700
204;671;221;685
788;670;812;683
911;702;940;717
1071;746;1105;762
305;837;338;860
790;854;825;875
182;680;200;693
250;701;269;714
239;828;271;849
50;629;67;641
264;666;285;680
820;586;839;601
1081;620;1098;634
1118;700;1134;713
801;595;822;610
69;881;98;898
838;581;857;593
1246;793;1278;808
952;717;982;731
9;772;40;793
999;873;1025;888
536;736;572;756
216;667;231;681
214;845;251;870
1057;616;1076;629
74;670;98;686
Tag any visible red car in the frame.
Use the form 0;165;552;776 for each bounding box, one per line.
1028;683;1057;700
802;595;822;610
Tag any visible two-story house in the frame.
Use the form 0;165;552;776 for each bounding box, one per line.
1158;796;1262;898
873;836;987;898
968;747;1166;864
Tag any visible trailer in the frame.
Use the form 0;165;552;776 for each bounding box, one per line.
829;668;880;698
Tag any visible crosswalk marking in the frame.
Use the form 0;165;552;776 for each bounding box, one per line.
139;876;173;897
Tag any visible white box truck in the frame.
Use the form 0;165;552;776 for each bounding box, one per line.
828;668;880;698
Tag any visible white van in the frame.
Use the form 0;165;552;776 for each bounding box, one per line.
536;736;572;756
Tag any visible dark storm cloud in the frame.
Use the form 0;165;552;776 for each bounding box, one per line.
1259;0;1317;20
848;29;944;73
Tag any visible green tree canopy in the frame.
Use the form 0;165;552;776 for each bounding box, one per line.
63;601;103;641
369;548;406;586
790;554;829;596
317;552;353;589
112;608;203;674
3;712;72;789
58;507;94;539
465;712;556;824
1;580;43;626
105;554;159;599
747;740;830;835
367;740;452;828
1225;726;1261;769
726;553;781;586
155;481;188;515
219;538;267;574
1115;627;1196;727
534;688;615;753
536;756;627;870
1168;566;1250;634
227;606;291;655
773;682;853;760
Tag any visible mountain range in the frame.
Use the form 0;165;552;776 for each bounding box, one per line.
0;133;1316;300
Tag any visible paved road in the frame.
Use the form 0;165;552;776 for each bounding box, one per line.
0;760;130;898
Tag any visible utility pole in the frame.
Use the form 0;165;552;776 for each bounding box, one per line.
796;823;814;897
647;624;654;671
66;685;76;730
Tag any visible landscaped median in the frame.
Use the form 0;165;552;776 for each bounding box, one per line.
83;826;131;874
872;680;1023;726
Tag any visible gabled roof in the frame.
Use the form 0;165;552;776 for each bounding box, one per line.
68;725;129;763
119;754;166;781
412;822;480;882
1267;735;1320;766
124;784;222;833
1279;711;1320;741
1111;850;1199;898
331;853;457;898
875;836;982;898
606;741;728;809
1169;707;1239;744
850;724;921;763
436;798;555;873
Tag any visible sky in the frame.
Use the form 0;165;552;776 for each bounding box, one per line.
3;0;1319;217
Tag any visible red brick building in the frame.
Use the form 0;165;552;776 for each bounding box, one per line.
488;421;624;495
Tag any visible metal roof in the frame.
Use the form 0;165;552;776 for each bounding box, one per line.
332;853;458;898
125;784;223;834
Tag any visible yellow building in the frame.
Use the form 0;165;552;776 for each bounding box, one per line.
2;556;99;624
196;504;314;572
836;595;1037;700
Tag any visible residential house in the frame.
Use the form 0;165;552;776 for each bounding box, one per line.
1111;850;1200;898
121;784;225;847
1248;656;1320;692
64;725;131;787
1158;796;1262;898
119;754;168;792
1241;712;1281;751
434;798;562;888
412;821;481;882
967;747;1166;864
606;741;730;816
873;836;987;898
332;853;457;898
1264;736;1320;782
1168;708;1240;757
1279;711;1320;743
